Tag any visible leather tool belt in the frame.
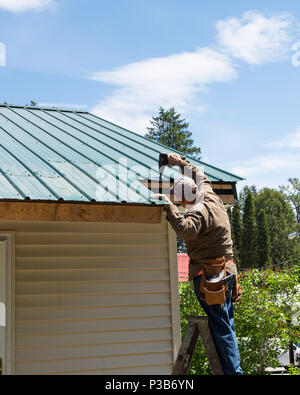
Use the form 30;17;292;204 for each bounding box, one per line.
196;257;242;305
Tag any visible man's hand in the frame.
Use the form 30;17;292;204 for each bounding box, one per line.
151;194;172;205
168;153;186;167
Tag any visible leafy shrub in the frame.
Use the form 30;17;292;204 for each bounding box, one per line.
179;267;300;375
234;267;300;375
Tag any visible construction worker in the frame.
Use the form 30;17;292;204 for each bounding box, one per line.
151;153;243;375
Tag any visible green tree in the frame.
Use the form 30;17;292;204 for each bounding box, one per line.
241;191;257;268
227;206;233;231
256;209;271;268
254;188;297;266
232;204;242;268
234;267;300;375
145;107;201;159
280;178;300;224
239;185;257;210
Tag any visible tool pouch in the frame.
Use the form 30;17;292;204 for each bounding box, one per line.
204;281;226;306
199;262;227;306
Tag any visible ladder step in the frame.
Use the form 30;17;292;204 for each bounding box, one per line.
172;316;224;375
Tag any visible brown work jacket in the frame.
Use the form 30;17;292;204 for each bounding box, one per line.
165;161;237;280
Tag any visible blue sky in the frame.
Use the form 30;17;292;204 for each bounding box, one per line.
0;0;300;192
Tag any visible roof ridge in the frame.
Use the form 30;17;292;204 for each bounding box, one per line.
0;104;88;114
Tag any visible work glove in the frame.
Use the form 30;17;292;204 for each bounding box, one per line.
151;194;172;206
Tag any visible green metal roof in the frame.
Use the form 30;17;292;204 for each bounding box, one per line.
0;105;244;205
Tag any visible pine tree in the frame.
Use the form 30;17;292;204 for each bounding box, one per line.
145;107;201;159
241;191;257;269
254;188;297;266
227;207;239;268
280;178;300;224
232;204;242;268
256;209;271;268
239;185;257;208
227;207;233;243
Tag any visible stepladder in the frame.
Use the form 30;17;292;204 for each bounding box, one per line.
172;316;224;375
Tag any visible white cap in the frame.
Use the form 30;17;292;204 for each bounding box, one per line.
170;177;198;202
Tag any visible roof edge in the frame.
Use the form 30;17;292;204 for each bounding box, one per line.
0;198;165;207
0;104;89;114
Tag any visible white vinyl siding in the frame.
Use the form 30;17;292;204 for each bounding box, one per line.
0;220;178;375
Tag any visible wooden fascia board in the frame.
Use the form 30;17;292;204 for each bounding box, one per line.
0;201;163;224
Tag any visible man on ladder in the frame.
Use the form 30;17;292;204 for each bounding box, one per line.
151;153;243;375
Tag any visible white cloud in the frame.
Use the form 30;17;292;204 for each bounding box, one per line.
0;0;55;12
228;125;300;189
216;11;294;65
89;11;295;133
89;48;236;132
230;152;300;178
267;127;300;149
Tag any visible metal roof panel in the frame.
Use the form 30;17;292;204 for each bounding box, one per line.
0;105;244;204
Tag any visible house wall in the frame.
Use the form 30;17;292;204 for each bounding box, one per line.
0;218;180;375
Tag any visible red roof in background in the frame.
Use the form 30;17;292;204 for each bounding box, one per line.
178;254;189;283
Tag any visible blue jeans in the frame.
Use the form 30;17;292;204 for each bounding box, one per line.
193;274;243;375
